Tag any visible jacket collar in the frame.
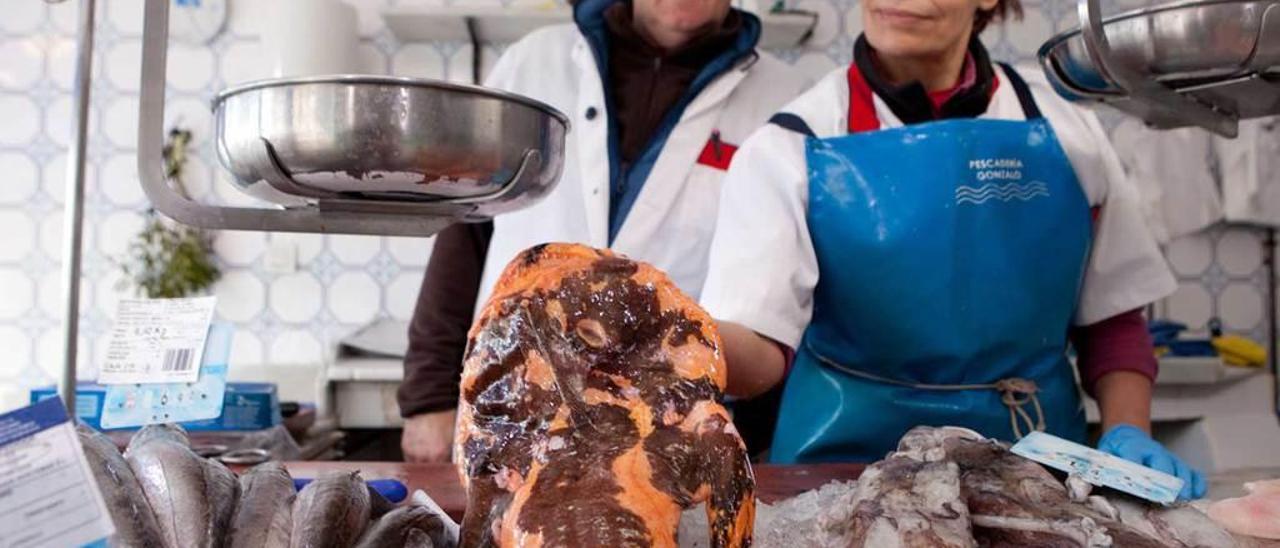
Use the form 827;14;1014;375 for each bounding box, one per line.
853;34;997;125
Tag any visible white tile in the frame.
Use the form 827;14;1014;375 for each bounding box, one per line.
387;236;432;267
96;210;146;257
0;39;44;90
274;233;324;264
37;271;94;321
1165;282;1213;330
344;0;389;38
391;44;446;79
229;329;263;366
42;153;100;206
1218;283;1263;330
1001;9;1054;57
93;269;129;318
108;0;145;36
0;268;34;320
268;329;324;366
48;0;80;35
218;40;267;86
43;96;74;148
328;234;381;265
844;2;864;38
101;153;145;206
103;97;141;149
36;329;92;384
165;97;215;146
793;51;838;82
214;230;267;266
357;43;388;75
270;272;323;322
327;271;380;324
215;269;266;322
797;0;841;47
0;327;32;379
226;0;265;37
0;152;39;205
47;38;78;90
1216;229;1262;277
1164;232;1214;277
0;94;41;146
0;211;36;263
39;212;97;261
2;1;46;34
213;170;266;207
179;155;213;200
386;271;422;321
105;39;143;92
445;46;476;84
166;43;216;92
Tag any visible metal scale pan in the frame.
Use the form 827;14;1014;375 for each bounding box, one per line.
137;0;569;237
1040;0;1280;137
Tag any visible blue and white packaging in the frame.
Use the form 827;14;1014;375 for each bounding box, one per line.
0;398;116;546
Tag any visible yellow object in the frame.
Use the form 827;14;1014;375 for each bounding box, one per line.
1153;346;1171;358
1213;335;1267;368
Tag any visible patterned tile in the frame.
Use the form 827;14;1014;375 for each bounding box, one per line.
0;0;1272;410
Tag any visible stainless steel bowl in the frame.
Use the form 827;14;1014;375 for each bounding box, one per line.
213;75;569;218
1040;0;1280;96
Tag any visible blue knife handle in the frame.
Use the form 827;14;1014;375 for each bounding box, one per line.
293;478;408;503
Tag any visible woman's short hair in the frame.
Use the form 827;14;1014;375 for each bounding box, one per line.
975;0;1023;34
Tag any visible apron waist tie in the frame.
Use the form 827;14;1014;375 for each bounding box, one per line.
804;341;1047;439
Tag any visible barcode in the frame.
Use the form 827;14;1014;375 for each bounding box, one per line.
161;348;195;372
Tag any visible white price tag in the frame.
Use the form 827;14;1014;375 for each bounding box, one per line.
0;398;115;547
99;297;217;385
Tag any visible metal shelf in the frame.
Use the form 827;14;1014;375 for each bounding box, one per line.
381;6;818;50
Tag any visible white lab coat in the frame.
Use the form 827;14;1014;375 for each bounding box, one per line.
1215;117;1280;226
701;64;1177;349
1111;119;1221;244
473;24;810;312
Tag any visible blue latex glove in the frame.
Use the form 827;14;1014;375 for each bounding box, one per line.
1098;424;1206;500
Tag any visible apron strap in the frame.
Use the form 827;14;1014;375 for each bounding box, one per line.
804;340;1048;439
997;63;1044;121
768;112;817;138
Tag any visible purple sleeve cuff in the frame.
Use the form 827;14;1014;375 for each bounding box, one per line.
1071;308;1159;396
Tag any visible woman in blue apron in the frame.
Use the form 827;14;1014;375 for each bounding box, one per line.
699;0;1206;499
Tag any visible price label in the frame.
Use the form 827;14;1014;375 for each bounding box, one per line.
99;297;217;385
0;398;115;547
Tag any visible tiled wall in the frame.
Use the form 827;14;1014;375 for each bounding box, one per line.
0;0;1270;411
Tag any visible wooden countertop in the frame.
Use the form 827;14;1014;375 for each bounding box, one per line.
280;462;865;522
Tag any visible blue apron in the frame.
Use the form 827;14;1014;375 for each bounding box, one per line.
770;63;1093;464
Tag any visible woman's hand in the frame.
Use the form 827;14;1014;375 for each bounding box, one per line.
1098;424;1207;500
718;321;787;398
1094;370;1205;500
401;409;457;463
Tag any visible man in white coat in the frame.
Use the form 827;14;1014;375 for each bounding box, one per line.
398;0;809;462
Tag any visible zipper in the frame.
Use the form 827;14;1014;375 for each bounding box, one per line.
711;130;724;162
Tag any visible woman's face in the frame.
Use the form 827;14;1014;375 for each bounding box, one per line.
633;0;732;36
862;0;999;58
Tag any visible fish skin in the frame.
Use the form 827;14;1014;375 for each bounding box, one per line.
290;471;371;548
77;424;168;548
125;424;240;548
230;462;295;548
355;506;442;548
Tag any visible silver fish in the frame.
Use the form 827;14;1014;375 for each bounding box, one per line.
77;424;168;548
355;506;449;548
230;462;295;548
125;424;241;548
290;471;371;548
